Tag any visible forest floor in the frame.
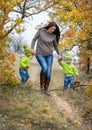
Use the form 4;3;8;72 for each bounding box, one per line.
0;53;92;130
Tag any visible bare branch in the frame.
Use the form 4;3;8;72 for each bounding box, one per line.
14;1;56;17
21;0;27;19
24;3;55;17
0;0;56;39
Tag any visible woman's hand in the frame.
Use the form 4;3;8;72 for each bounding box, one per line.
31;49;36;55
58;54;62;61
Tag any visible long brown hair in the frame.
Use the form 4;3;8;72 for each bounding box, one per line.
44;22;60;43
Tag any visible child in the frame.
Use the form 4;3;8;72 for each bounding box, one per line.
58;54;78;90
19;45;34;84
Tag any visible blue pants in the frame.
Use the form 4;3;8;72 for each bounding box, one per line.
19;69;30;84
36;55;53;80
64;76;74;90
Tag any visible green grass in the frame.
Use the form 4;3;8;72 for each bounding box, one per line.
0;84;86;130
0;61;91;130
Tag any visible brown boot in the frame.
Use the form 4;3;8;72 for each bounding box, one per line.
44;79;50;95
40;74;46;92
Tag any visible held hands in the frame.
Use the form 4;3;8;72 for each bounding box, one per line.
24;66;29;70
58;54;62;61
31;49;36;55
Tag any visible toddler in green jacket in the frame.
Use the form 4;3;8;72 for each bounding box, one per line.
58;54;78;90
19;45;34;84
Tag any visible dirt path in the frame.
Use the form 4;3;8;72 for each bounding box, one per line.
29;56;84;129
51;92;83;126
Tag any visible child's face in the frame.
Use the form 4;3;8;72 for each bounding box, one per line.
66;59;72;64
26;52;32;57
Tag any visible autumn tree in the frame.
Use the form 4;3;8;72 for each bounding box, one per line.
0;0;24;87
0;0;56;87
50;0;92;73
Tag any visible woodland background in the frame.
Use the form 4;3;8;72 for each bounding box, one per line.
0;0;92;130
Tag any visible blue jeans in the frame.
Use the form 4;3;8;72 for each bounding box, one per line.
64;76;74;90
19;69;30;84
36;55;53;80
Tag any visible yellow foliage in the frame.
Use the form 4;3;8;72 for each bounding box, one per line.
15;25;26;34
50;0;92;52
50;0;92;73
0;41;20;87
0;0;24;39
15;18;23;25
0;0;24;87
85;80;92;98
59;38;73;52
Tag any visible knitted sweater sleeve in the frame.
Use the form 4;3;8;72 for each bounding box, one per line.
31;30;40;49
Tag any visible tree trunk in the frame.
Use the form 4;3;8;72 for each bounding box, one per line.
86;57;90;74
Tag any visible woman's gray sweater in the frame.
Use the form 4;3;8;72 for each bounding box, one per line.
31;28;60;56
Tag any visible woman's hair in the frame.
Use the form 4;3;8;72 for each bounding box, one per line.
44;22;60;43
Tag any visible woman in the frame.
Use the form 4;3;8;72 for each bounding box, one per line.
31;22;61;94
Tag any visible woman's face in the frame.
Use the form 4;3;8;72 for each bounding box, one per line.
47;26;56;33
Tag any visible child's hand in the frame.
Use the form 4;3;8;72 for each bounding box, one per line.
24;66;29;70
58;54;62;61
75;75;79;78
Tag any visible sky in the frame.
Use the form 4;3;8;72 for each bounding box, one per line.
22;12;49;45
